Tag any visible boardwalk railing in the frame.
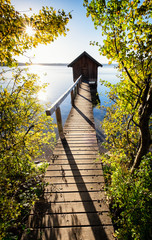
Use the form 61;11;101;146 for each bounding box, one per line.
46;75;82;138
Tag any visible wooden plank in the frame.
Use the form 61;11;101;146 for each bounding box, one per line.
49;158;100;163
31;198;109;214
49;160;100;165
43;191;106;202
58;137;97;140
21;226;114;240
45;182;105;192
55;144;98;147
47;163;102;170
53;150;99;155
45;169;104;177
28;212;112;228
28;212;111;228
51;155;98;159
44;175;105;184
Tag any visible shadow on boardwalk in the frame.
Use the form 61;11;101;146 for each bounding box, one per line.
22;138;111;240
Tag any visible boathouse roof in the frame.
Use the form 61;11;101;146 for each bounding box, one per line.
68;51;102;67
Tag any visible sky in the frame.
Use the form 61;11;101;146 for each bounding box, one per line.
12;0;107;64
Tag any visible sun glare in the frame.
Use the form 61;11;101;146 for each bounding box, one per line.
25;26;35;37
37;89;48;102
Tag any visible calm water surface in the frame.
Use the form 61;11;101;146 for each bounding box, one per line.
1;64;119;141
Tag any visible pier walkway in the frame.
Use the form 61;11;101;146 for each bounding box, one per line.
22;81;114;240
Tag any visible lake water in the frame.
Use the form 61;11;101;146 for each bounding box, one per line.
1;64;119;142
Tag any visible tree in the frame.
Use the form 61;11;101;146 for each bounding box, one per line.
84;0;152;172
84;1;152;238
0;0;71;238
1;0;72;66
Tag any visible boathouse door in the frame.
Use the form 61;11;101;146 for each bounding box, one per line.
82;65;89;80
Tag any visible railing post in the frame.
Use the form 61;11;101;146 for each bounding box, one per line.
79;78;81;88
71;89;74;106
55;107;64;139
74;87;77;99
77;83;79;94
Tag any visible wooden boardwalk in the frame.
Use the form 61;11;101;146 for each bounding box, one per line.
22;82;114;240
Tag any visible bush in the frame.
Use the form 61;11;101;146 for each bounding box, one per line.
104;153;152;240
0;68;55;239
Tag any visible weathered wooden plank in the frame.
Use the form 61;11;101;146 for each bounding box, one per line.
28;211;112;228
21;226;114;240
31;200;109;214
25;226;113;240
53;150;99;155
49;161;100;166
57;138;97;142
42;190;106;203
56;147;98;152
45;182;105;192
47;163;102;171
51;155;98;160
49;158;100;164
44;175;105;184
55;144;98;148
45;169;103;177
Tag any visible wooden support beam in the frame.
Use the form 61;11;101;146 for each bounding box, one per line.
77;83;79;94
74;87;77;99
55;107;64;139
71;89;74;106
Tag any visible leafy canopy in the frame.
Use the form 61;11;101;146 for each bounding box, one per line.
0;0;71;238
0;0;72;66
84;1;152;238
84;0;152;171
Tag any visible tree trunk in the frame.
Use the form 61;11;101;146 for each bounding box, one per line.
131;85;152;173
131;119;151;173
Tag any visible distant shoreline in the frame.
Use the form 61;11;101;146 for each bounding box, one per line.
1;63;117;67
0;63;68;67
18;63;68;66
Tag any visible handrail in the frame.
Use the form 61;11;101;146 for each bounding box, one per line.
46;75;82;116
46;75;82;139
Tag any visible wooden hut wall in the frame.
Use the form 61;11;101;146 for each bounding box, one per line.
72;55;98;84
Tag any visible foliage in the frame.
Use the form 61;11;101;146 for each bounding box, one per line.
104;154;152;240
0;69;55;238
84;0;152;238
84;0;152;172
0;0;71;238
0;0;72;66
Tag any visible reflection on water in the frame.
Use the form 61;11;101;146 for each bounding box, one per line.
27;65;73;105
90;86;100;108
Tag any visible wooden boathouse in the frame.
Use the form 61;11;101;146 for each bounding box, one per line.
22;52;114;240
68;51;102;87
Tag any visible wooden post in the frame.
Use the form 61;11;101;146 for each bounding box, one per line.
74;87;77;99
71;89;74;106
79;78;81;88
55;107;64;139
77;84;79;94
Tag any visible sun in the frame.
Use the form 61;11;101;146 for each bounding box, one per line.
25;26;35;37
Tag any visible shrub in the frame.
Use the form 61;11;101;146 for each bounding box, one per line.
0;68;55;239
104;153;152;240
